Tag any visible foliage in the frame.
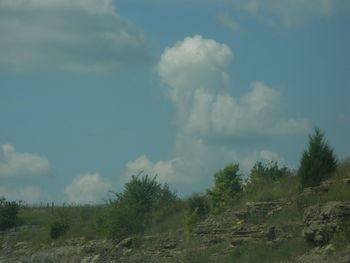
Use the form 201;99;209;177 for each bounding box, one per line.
108;173;177;241
0;197;21;231
49;207;71;239
333;158;350;179
331;219;350;249
250;161;291;182
187;193;210;220
208;164;243;209
298;128;337;188
244;161;294;201
184;193;210;233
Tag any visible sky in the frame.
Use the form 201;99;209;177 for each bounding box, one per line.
0;0;349;204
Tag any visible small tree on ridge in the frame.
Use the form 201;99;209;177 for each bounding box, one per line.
298;128;337;188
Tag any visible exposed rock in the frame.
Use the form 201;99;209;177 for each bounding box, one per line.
116;237;134;249
296;244;350;263
302;201;350;246
235;201;286;221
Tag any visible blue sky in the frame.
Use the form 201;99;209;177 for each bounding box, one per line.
0;0;349;204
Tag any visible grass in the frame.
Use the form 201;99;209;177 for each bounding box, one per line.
221;237;310;263
242;175;300;203
182;241;229;263
11;204;109;246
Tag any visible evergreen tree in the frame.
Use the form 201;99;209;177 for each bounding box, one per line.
298;128;337;188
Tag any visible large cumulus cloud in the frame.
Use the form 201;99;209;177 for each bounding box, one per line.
158;35;309;140
123;35;309;192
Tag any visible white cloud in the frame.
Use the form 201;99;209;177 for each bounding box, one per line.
157;35;310;140
0;144;52;178
0;185;46;204
185;82;310;139
0;0;148;71
64;173;111;204
158;35;232;122
124;155;190;184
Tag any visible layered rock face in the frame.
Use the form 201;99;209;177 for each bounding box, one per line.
302;201;350;246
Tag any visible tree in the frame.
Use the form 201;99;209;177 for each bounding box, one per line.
108;172;177;241
0;197;20;231
208;164;243;209
298;128;337;188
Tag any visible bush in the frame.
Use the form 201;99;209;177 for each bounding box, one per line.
187;193;210;220
49;208;71;239
184;193;210;233
208;164;243;209
298;128;337;188
50;221;70;239
0;197;20;231
108;173;177;241
250;161;290;182
244;161;295;202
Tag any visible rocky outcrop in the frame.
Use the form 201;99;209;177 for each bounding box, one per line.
235;201;286;221
1;189;350;262
296;244;350;263
302;201;350;246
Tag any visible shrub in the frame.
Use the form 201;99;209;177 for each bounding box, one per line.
0;197;20;231
108;173;177;241
49;208;71;239
244;161;295;202
208;164;243;209
184;193;210;233
250;161;290;182
187;193;210;220
298;128;337;188
50;221;70;239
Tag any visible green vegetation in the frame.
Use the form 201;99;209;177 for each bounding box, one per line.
298;127;337;188
223;238;310;263
244;161;296;202
49;207;71;239
0;197;20;231
184;193;210;233
107;173;178;241
208;163;243;209
1;128;349;262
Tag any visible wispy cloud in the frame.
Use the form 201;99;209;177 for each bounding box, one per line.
127;0;349;27
219;14;240;33
0;0;149;72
